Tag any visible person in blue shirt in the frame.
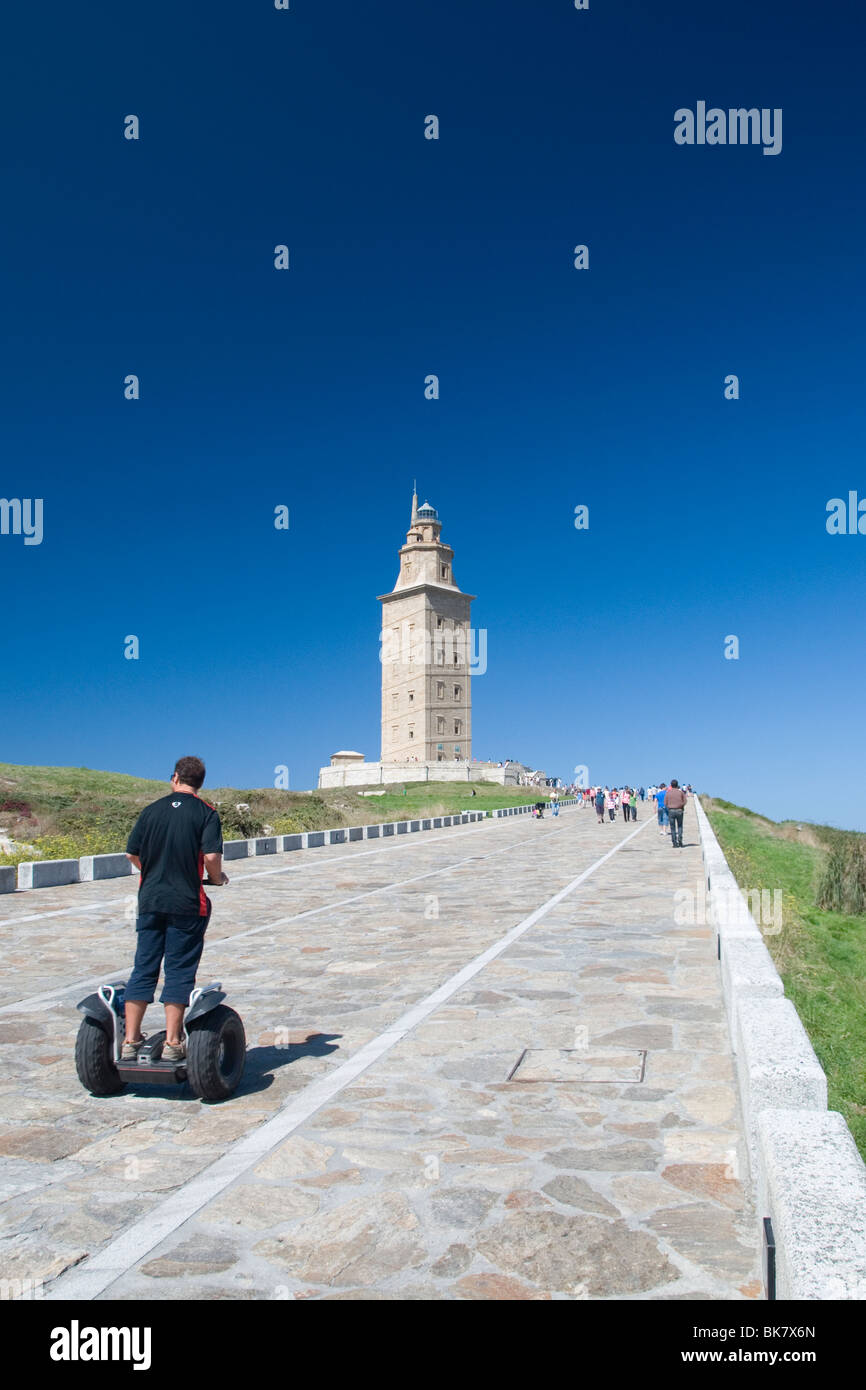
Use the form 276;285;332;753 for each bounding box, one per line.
655;783;669;836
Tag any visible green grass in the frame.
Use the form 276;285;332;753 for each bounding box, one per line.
347;781;550;819
0;763;551;865
705;796;866;1159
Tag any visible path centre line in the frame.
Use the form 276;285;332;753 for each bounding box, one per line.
44;813;652;1301
0;820;569;1014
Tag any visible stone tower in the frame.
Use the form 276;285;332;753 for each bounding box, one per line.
378;489;475;763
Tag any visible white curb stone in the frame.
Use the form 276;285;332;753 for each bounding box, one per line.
720;937;784;1045
757;1109;866;1300
17;858;79;889
79;853;135;882
736;996;827;1174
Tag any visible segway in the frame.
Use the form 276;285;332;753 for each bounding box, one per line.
75;980;246;1103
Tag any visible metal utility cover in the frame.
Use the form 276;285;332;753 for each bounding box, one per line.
507;1048;646;1083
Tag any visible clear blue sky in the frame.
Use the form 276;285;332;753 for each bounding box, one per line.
2;1;865;828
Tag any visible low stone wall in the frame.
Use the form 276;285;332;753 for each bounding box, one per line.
80;853;135;882
694;795;866;1299
319;760;524;788
17;859;80;890
3;802;578;894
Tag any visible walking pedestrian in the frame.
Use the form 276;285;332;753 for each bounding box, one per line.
622;788;631;823
665;780;688;848
655;783;669;837
606;787;616;822
595;787;605;823
629;787;638;821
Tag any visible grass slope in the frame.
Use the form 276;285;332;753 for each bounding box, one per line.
0;764;550;865
704;797;866;1159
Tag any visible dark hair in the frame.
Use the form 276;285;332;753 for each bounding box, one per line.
174;755;206;790
670;779;679;788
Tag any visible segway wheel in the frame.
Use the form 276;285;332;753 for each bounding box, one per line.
75;1017;125;1096
185;1005;246;1102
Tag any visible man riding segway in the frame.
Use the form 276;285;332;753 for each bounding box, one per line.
123;755;227;1060
74;754;246;1103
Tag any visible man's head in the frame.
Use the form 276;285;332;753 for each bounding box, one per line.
172;756;206;792
670;779;679;788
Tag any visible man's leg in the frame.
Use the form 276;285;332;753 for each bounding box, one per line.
124;914;167;1043
164;1004;186;1047
161;909;210;1045
125;1000;148;1043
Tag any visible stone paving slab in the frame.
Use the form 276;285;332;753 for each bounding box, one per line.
0;807;761;1299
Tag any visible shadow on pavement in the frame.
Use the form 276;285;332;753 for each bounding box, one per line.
237;1032;343;1096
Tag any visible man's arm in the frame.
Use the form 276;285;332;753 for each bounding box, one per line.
203;851;228;885
126;853;142;870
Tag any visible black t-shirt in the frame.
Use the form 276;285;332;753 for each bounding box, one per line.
127;792;223;916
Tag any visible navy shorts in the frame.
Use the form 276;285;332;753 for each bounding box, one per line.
126;899;211;1006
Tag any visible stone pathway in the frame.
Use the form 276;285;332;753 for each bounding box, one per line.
0;807;761;1300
